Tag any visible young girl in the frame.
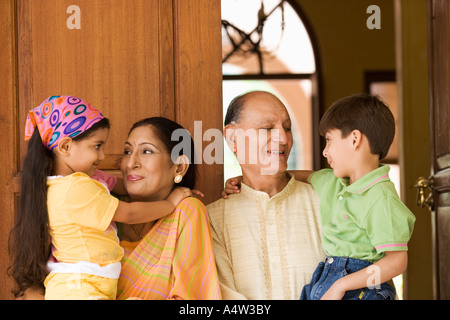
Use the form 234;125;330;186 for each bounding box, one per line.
8;95;193;300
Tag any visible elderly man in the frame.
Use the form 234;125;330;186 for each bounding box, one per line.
207;91;326;300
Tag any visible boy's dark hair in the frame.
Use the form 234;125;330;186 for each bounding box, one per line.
319;93;395;160
8;117;110;298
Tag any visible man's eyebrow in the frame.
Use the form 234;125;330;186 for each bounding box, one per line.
256;117;291;126
255;118;276;126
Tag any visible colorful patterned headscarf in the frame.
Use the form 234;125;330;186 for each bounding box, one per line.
25;95;105;150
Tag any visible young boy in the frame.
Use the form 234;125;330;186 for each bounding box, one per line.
298;93;416;300
224;93;416;300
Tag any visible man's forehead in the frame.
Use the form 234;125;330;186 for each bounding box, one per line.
240;101;291;123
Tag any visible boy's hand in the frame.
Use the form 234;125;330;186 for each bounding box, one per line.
320;281;346;300
167;187;193;208
222;176;242;199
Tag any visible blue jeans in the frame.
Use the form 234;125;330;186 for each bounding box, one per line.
300;256;396;300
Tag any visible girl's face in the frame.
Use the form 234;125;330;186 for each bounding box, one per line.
65;127;109;177
121;125;176;202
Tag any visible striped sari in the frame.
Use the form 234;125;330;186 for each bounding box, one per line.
116;197;222;300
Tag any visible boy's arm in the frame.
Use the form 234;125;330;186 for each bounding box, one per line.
222;176;242;198
321;251;407;300
222;170;315;199
288;170;314;183
113;187;192;224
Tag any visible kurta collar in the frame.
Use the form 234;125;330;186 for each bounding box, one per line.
240;174;297;202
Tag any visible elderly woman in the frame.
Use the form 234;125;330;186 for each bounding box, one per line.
207;91;326;300
116;117;221;300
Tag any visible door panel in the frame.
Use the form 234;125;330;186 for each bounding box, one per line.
428;0;450;300
0;0;18;300
17;0;170;170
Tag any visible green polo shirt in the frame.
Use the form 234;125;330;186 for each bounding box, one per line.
309;165;415;262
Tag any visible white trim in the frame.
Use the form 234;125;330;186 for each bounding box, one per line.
47;261;121;279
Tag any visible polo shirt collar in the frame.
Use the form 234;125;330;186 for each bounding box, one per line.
338;164;391;195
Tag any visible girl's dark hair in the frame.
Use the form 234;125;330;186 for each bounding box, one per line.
8;117;110;298
129;117;197;189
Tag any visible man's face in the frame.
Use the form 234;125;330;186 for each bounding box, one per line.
227;93;293;176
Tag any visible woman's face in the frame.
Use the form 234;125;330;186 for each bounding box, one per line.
121;125;176;201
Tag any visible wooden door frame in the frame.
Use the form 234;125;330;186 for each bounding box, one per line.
427;0;450;300
0;0;19;300
173;0;223;205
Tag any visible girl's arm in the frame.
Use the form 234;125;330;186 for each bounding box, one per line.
113;187;192;224
321;251;407;300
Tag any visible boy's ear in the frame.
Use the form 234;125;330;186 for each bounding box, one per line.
351;130;362;149
56;137;73;156
224;124;237;153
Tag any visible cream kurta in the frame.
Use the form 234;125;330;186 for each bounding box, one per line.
207;176;326;300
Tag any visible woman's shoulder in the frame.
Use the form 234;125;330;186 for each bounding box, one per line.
177;196;207;212
173;197;210;224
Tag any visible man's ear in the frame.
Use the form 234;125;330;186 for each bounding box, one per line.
224;124;237;153
55;137;73;157
174;155;190;177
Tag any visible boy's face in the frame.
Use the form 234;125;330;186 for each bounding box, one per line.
322;129;354;178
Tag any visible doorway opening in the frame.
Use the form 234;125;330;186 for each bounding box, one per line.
221;0;320;182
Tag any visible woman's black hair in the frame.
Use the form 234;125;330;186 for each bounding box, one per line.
128;117;197;189
8;117;110;298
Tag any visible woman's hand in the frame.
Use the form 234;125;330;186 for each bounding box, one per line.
222;176;242;199
167;187;193;208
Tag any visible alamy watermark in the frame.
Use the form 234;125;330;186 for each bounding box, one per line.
67;4;381;30
171;121;286;175
367;5;381;30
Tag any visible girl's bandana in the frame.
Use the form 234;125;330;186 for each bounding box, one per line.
25;95;105;150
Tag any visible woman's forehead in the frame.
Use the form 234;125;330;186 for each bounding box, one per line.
127;125;162;145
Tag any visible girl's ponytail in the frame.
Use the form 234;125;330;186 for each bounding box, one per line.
8;128;53;298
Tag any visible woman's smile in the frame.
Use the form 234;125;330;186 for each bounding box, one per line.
127;174;144;182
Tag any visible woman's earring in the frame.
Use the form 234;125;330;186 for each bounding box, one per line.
174;174;183;183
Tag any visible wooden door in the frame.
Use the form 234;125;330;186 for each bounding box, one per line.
427;0;450;300
0;0;222;299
